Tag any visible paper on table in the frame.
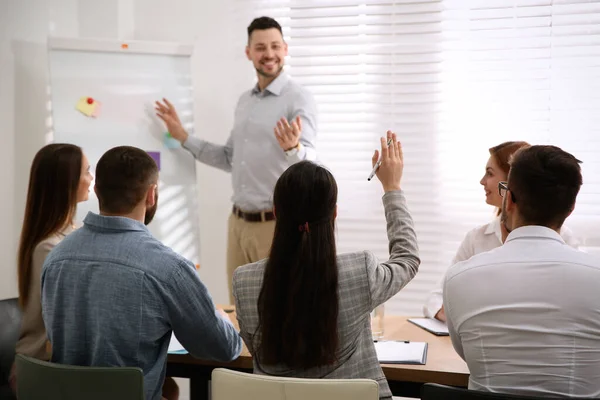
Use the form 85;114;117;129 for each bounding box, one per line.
408;318;449;336
375;341;428;365
168;333;188;354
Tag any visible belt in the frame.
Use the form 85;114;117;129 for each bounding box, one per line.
232;205;275;223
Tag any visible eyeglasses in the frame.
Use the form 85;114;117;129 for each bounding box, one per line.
498;181;516;202
498;181;509;197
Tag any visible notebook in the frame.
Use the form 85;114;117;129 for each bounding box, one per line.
408;318;450;336
168;333;188;355
375;341;428;365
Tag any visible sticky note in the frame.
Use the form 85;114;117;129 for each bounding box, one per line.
91;101;102;118
76;97;101;117
147;151;161;170
164;132;180;149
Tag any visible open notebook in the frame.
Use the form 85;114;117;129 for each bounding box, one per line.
375;341;428;365
408;318;449;336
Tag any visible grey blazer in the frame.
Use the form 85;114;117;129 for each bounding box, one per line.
233;190;420;399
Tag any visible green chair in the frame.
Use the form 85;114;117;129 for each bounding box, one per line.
15;354;144;400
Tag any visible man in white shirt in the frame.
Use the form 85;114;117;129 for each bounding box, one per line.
444;145;600;397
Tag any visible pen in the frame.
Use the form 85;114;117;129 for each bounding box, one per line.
367;138;393;181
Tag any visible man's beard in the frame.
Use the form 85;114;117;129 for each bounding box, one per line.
144;191;158;226
256;62;283;78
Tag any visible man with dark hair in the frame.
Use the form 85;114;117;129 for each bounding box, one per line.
41;146;242;400
155;16;318;303
443;145;600;397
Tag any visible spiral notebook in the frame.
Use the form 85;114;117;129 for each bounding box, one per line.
375;341;428;365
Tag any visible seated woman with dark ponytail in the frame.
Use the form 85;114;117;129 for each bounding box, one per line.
233;131;420;400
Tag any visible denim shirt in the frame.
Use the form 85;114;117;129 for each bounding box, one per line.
41;212;242;400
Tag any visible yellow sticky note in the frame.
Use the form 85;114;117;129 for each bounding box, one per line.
76;97;101;117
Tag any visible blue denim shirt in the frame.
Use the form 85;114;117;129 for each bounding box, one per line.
41;212;242;400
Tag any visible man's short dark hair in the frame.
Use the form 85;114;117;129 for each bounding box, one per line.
508;145;582;228
247;16;283;41
95;146;158;214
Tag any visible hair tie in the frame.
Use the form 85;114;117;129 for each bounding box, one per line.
298;222;310;233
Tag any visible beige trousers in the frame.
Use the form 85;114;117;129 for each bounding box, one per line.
226;213;275;304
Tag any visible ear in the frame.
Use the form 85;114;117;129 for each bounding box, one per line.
283;41;289;56
334;205;338;220
93;185;99;197
245;46;251;61
566;204;575;218
505;189;517;212
272;206;276;218
146;184;157;208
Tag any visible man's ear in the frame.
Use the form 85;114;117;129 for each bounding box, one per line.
334;204;338;220
283;41;289;56
245;46;251;61
93;185;99;198
566;204;575;218
505;189;517;212
146;184;157;208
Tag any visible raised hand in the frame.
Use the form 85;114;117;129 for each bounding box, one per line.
371;130;403;192
274;115;302;151
155;98;188;143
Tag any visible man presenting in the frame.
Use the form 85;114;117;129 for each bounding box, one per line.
156;16;318;303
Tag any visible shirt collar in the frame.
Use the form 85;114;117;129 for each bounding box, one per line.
251;71;289;96
505;225;566;244
83;211;149;233
485;216;503;243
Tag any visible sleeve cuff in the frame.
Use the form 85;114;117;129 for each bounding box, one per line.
382;189;405;204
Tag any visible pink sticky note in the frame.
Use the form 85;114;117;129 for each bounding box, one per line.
91;101;102;118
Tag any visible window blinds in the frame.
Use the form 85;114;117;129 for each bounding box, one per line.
232;0;600;315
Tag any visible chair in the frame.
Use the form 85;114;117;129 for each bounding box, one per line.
0;298;21;400
421;383;592;400
15;354;144;400
211;368;379;400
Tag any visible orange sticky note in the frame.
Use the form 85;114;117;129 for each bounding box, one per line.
76;97;101;117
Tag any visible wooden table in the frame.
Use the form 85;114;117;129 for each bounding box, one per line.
166;314;469;399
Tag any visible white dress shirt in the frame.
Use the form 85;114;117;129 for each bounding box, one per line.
423;217;579;318
443;226;600;397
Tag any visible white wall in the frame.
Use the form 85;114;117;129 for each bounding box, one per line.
0;0;244;304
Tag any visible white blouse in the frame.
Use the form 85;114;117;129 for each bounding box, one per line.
423;217;579;319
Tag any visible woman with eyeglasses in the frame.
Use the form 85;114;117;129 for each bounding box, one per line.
423;141;579;322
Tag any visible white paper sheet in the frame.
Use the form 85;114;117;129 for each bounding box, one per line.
375;341;427;364
408;318;449;336
167;333;187;354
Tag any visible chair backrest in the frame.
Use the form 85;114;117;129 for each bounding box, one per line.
0;298;21;384
212;368;379;400
421;383;589;400
15;354;144;400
